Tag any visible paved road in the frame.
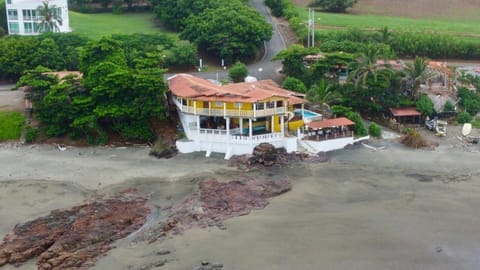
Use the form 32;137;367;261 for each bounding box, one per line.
174;0;287;83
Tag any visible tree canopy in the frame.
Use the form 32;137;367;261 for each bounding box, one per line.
17;37;168;143
180;1;272;64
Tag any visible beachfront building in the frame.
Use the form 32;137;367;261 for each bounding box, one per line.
5;0;70;35
168;74;307;159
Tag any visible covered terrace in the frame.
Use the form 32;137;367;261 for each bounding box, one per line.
304;117;355;141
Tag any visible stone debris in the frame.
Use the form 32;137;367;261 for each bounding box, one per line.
192;261;224;270
229;143;317;168
0;189;150;269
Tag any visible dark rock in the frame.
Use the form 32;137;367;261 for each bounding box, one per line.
149;146;178;159
0;189;150;269
156;177;291;236
230;143;309;168
156;250;171;256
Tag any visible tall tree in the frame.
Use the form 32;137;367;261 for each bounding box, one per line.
306;79;342;112
0;0;7;36
36;1;63;33
348;44;393;88
181;1;272;64
403;57;433;99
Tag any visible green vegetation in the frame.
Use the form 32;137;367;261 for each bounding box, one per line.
456;112;472;124
282;76;307;93
416;95;435;116
309;0;357;13
296;9;480;38
472;117;480;129
180;1;272;63
228;62;249;83
368;122;382;139
16;37;168;144
69;11;172;39
0;111;25;141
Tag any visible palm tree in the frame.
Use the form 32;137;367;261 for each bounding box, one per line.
36;1;63;33
306;79;342;113
403;57;433;98
348;44;395;89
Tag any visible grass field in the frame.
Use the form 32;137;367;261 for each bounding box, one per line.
69;11;178;39
0;111;24;141
293;0;480;38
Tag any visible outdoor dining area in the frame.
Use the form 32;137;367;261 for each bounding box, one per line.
303;117;355;141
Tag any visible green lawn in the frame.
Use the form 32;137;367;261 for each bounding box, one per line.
296;8;480;38
0;111;24;141
69;11;178;39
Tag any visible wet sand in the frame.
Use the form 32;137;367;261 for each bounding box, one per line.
1;140;480;270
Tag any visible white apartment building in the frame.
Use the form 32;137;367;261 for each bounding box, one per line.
5;0;70;35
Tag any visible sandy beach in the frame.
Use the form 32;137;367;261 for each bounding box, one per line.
1;135;480;270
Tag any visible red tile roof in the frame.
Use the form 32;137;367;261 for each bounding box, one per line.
305;117;354;129
389;107;422;117
168;74;306;105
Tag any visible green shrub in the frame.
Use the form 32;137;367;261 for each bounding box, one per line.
228;61;249;83
443;100;455;112
0;111;24;141
416;94;435;116
472;117;480;129
282;76;307;93
456;112;472;124
346;111;367;136
114;120;155;141
368;123;382;138
23;126;38;144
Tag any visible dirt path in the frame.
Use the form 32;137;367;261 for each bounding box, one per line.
0;85;23;113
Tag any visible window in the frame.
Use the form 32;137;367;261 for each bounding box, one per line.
276;100;283;107
33;22;39;33
266;101;275;108
255;103;264;110
24;22;33;33
7;0;12;4
8;22;19;34
7;9;18;20
214;101;223;107
233;102;242;109
22;9;36;20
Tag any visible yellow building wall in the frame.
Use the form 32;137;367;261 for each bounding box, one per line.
288;119;304;131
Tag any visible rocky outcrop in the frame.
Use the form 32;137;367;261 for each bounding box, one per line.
0;189;150;269
158;177;291;235
230;143;311;168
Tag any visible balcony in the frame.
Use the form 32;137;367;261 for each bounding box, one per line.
173;98;286;118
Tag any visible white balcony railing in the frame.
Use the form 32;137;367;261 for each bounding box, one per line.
195;129;284;144
173;97;286;118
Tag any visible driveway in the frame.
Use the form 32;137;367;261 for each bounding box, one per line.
182;0;287;83
0;84;24;112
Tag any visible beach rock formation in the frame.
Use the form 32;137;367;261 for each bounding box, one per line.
152;177;291;237
0;189;150;269
230;143;311;168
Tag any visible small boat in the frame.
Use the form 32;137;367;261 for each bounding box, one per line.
462;123;472;136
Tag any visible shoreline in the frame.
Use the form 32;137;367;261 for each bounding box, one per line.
2;134;480;269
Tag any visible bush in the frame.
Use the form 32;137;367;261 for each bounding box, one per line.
23;126;38;144
368;123;382;138
456;112;472;124
443;100;455;112
282;76;307;93
228;61;249;83
416;94;435;116
346;111;367;136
